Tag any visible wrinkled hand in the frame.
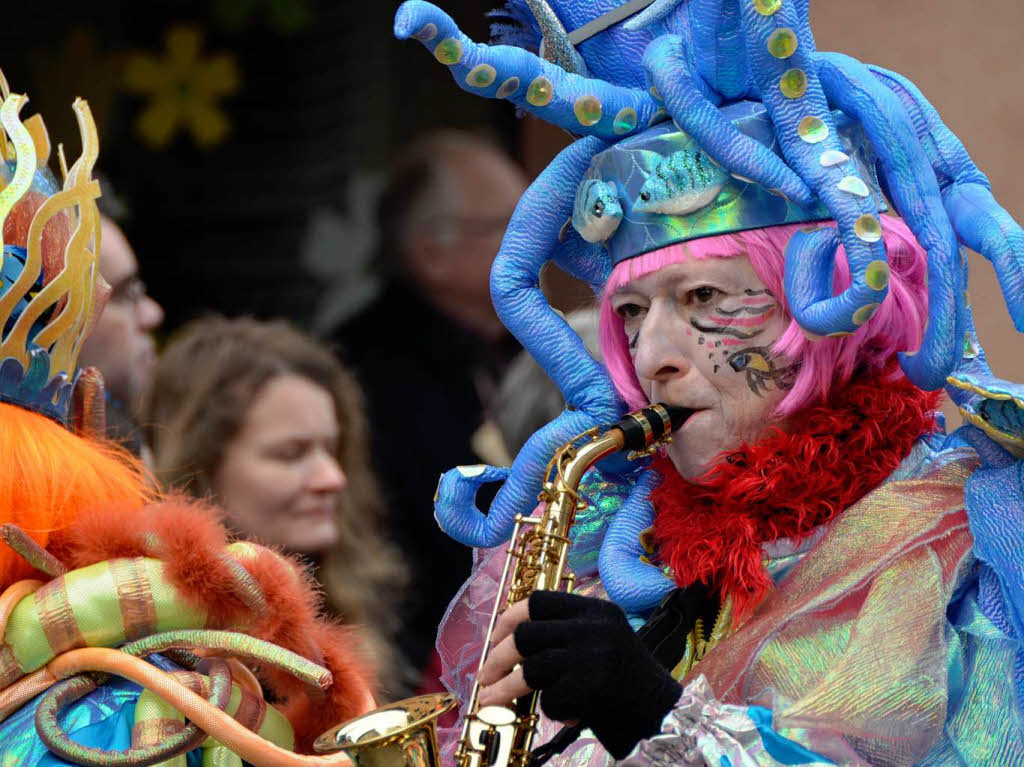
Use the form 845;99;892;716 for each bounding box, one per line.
478;591;682;759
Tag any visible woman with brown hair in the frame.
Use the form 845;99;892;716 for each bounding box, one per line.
142;315;412;698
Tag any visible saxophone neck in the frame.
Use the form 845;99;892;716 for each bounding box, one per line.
546;431;624;499
543;403;692;498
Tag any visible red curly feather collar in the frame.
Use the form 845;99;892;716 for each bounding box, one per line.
650;370;941;620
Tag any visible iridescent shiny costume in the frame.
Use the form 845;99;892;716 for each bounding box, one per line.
440;432;1024;765
396;1;1024;764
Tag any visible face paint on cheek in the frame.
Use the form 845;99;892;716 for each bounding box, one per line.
711;309;775;328
726;346;800;396
629;331;639;351
691;318;760;340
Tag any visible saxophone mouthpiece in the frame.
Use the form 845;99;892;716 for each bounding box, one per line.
615;403;693;452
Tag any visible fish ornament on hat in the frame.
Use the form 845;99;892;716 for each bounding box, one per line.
0;70;107;428
573;100;886;267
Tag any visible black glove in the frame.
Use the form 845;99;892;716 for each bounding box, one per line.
515;591;682;759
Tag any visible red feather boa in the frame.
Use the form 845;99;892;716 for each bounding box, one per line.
651;370;941;621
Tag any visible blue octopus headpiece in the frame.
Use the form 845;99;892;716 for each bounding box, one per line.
575;100;886;265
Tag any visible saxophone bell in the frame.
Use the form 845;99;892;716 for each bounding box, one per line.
313;692;457;767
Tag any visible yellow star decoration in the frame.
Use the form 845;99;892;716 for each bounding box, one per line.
123;26;240;149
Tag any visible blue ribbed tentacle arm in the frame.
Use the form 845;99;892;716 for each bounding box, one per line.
598;469;674;614
434;137;623;548
393;1;658;140
737;2;894;345
814;53;964;390
868;64;1024;334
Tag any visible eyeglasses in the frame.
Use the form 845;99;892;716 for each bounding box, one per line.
108;276;149;305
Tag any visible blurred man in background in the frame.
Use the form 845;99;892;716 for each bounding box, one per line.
79;203;164;458
334;130;528;685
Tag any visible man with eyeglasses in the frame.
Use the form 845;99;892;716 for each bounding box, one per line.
334;130;528;691
79;212;164;459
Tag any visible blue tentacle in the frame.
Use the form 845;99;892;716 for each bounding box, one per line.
598;469;673;614
868;65;1024;332
815;52;964;390
739;2;891;338
642;35;816;208
491;137;617;415
865;66;989;190
435;137;622;547
394;0;658;139
943;183;1024;330
550;229;612;294
686;0;751;101
434;413;596;546
944;289;993;413
434;464;511;546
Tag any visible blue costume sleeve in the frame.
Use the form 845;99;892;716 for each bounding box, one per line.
1;677;138;766
0;661;203;767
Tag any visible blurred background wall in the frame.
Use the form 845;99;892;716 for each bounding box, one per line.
0;0;518;332
3;0;1022;423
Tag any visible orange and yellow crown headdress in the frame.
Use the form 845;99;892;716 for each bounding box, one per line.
0;70;105;424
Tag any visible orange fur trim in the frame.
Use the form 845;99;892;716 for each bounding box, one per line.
281;621;377;752
0;403;150;588
46;495;378;749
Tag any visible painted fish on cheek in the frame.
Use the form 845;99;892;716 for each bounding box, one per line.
727;347;800;396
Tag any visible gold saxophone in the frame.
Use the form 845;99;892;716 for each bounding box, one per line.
315;403;690;767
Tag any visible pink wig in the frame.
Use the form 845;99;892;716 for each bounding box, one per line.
599;216;929;416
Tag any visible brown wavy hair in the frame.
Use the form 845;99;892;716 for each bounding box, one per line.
141;315;412;697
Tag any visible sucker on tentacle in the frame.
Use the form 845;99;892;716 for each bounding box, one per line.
394;1;659;140
814;52;964;389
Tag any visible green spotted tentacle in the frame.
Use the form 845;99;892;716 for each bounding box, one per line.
0;550;282;689
1;558;208;687
394;1;658;140
737;0;891;340
123;630;331;691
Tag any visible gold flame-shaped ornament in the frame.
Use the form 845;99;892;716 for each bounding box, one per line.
0;70;106;424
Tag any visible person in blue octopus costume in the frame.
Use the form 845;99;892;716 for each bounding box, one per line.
394;1;1024;764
